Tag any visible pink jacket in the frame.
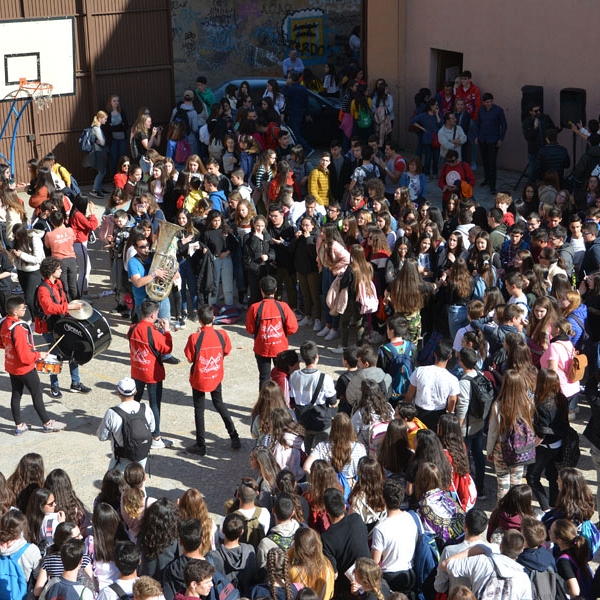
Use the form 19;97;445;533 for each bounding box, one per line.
317;240;350;276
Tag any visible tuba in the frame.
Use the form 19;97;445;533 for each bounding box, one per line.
145;221;183;301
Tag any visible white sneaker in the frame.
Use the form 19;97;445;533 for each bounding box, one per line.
324;329;339;341
298;316;313;327
317;325;331;337
152;437;173;449
313;319;323;332
331;346;344;354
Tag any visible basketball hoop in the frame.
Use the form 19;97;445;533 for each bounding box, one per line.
13;78;54;111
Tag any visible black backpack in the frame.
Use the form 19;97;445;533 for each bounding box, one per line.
530;567;569;600
463;371;495;420
33;281;61;328
172;103;191;135
111;404;152;462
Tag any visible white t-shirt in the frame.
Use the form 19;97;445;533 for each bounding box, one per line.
371;512;418;572
310;440;367;481
410;365;460;411
234;506;271;536
289;368;336;406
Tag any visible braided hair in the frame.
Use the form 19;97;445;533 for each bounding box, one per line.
267;547;293;600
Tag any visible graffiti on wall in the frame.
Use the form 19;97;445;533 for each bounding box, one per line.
171;0;360;92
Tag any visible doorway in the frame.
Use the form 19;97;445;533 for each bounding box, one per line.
431;49;463;93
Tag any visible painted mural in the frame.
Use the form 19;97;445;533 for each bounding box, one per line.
171;0;360;92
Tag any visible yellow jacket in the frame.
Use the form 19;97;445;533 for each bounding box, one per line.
308;166;331;207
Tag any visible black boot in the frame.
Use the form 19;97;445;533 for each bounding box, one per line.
230;432;241;449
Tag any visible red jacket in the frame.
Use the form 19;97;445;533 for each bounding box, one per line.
246;298;298;358
184;326;232;392
114;173;128;189
456;83;481;121
0;316;40;375
34;278;70;334
70;211;99;243
438;161;476;202
127;321;173;383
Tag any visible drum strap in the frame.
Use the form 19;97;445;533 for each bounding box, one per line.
127;322;162;362
8;321;34;348
191;329;226;375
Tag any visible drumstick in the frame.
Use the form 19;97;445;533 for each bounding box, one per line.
46;335;65;355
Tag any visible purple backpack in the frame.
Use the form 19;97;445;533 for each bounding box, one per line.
501;418;536;466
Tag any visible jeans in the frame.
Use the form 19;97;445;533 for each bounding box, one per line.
255;354;273;391
526;444;561;510
192;383;237;445
479;141;499;190
43;332;80;387
74;241;91;297
179;258;198;313
10;369;50;425
210;255;234;306
321;268;340;329
110;137;127;176
93;156;106;191
465;428;486;493
135;379;163;437
447;304;468;342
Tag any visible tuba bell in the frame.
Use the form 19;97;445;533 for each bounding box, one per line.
145;221;183;301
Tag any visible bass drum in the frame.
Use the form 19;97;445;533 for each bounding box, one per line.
53;309;112;365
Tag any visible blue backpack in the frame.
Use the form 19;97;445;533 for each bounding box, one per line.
379;341;415;399
0;543;29;600
78;127;95;153
408;511;439;600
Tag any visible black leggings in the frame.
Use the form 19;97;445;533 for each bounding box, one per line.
10;368;50;425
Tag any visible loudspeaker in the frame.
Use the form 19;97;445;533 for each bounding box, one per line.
521;85;544;122
560;88;586;129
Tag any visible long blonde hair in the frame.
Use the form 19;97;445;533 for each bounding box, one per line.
289;527;333;591
355;557;385;600
92;110;108;127
178;488;214;555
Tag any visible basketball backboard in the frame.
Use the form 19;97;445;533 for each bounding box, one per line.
0;17;75;99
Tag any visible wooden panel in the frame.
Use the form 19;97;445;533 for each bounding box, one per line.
0;0;174;182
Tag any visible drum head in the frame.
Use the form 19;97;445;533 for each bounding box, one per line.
53;309;112;364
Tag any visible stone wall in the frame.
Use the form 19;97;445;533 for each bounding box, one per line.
171;0;361;94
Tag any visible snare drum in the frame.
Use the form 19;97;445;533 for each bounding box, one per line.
35;357;63;374
52;309;112;365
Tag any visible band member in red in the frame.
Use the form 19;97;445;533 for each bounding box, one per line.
245;275;298;390
184;304;240;456
0;295;66;434
127;299;173;449
35;257;92;398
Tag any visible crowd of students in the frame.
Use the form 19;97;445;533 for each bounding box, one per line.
2;58;600;600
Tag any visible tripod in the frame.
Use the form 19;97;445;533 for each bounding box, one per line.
513;160;530;191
